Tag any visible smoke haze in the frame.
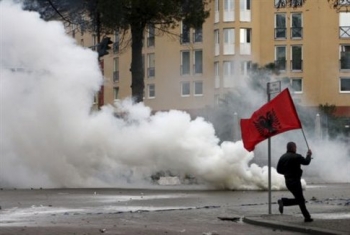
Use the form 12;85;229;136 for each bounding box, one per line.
0;1;348;189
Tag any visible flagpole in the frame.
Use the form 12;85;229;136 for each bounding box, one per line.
301;128;310;150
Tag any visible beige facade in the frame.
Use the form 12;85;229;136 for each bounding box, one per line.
71;0;350;116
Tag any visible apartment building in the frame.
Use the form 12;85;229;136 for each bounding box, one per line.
70;0;350;117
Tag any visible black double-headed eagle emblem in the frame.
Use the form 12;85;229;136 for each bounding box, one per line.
253;109;282;138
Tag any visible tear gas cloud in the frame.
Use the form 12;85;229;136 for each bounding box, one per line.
0;1;348;190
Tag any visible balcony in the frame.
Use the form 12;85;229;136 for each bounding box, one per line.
291;27;303;39
340;26;350;38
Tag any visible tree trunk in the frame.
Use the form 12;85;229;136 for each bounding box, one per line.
130;23;145;103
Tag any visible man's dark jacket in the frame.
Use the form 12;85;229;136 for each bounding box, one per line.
277;152;312;179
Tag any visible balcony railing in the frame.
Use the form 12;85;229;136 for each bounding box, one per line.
147;67;155;77
291;59;303;71
113;71;119;83
340;26;350;38
275;28;287;39
291;27;303;39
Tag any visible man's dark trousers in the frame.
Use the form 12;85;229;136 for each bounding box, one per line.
282;178;311;219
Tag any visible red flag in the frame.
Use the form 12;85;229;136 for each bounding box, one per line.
240;88;302;152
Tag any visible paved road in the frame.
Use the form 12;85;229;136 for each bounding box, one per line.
0;183;349;235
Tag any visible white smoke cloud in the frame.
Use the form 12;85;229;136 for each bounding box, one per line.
0;1;347;190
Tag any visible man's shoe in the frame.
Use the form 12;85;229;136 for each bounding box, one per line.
277;200;283;214
304;218;314;222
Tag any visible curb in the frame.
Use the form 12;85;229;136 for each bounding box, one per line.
243;216;348;235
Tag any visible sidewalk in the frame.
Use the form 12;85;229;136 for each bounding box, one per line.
243;213;350;235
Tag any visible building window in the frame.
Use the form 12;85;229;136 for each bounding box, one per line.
181;82;190;96
275;13;286;39
113;57;119;83
147;24;155;47
223;28;235;55
194;81;203;96
340;77;350;92
113;30;119;53
214;29;220;56
194;50;203;74
113;87;119;100
340;45;350;70
148;84;155;98
291;45;303;71
215;0;220;23
147;53;155;78
291;77;302;93
214;62;220;88
181;51;190;75
181;22;190;44
275;46;286;71
340;12;350;38
193;25;203;43
224;0;234;22
240;61;252;76
223;61;234;87
240;0;251;22
240;28;251;55
291;13;303;39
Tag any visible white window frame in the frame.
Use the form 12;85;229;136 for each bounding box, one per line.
214;62;220;88
275;13;286;39
223;28;235;55
147;53;155;78
194;50;203;74
194;81;203;96
340;44;350;70
240;28;251;55
291;77;303;93
291;45;303;72
223;61;234;88
340;77;350;93
215;0;220;23
181;82;191;97
340;12;350;38
148;84;155;98
275;46;286;71
224;0;235;22
214;30;220;56
181;50;191;75
291;13;303;39
113;87;119;100
240;0;251;22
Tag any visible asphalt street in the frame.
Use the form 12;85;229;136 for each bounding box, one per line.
0;183;349;235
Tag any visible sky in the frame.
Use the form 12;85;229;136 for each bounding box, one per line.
0;0;349;189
